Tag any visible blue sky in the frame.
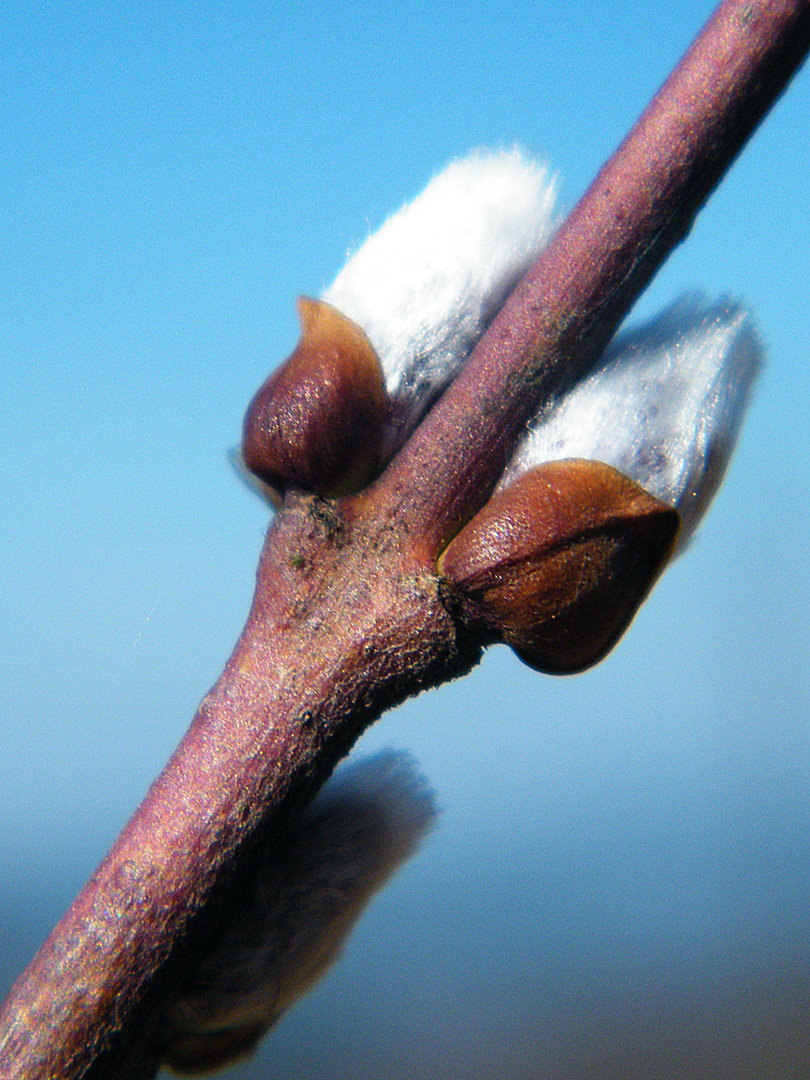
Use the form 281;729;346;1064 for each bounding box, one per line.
2;1;809;1075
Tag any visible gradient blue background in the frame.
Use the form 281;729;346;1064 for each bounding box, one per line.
2;2;809;1075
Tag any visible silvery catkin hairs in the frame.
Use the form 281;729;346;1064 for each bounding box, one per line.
323;148;558;458
501;294;763;549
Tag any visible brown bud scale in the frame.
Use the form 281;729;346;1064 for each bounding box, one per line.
242;297;389;500
438;459;680;674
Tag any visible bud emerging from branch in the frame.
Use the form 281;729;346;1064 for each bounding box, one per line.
237;150;557;506
242;297;388;502
156;753;436;1074
440;296;761;673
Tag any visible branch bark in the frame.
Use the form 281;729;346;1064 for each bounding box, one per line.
2;1;809;1076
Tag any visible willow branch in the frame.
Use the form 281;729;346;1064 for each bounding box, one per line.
1;1;808;1077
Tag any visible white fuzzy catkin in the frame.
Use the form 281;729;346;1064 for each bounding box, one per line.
158;752;436;1074
323;149;558;456
501;295;763;548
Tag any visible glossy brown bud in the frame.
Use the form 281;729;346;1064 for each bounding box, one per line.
438;459;680;675
242;297;389;500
